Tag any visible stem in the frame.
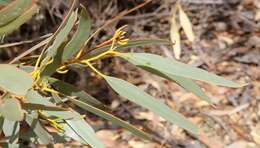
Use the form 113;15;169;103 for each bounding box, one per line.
84;61;105;78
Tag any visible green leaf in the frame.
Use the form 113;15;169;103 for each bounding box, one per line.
2;119;20;143
0;64;33;95
140;66;212;104
21;103;67;111
104;76;198;135
48;78;106;110
0;0;33;26
62;123;87;144
25;114;53;144
66;119;105;148
40;45;64;77
0;98;24;121
69;97;152;140
25;89;55;106
0;3;38;35
121;53;245;88
62;5;91;61
25;90;81;120
41;10;77;66
87;39;170;59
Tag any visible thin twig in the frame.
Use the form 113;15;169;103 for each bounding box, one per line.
9;36;52;64
0;34;51;49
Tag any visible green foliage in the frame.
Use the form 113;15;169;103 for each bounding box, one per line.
105;76;198;135
0;1;245;147
0;64;33;95
0;98;24;121
0;0;38;35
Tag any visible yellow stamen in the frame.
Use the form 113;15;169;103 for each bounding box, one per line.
42;87;59;94
38;111;64;132
75;48;84;59
46;58;54;65
56;65;69;74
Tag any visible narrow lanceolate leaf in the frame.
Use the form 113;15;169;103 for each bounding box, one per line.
0;98;24;121
21;103;67;111
0;0;33;26
41;10;77;66
25;90;80;120
104;76;198;135
66;119;105;148
40;45;64;77
3;119;20;143
87;39;170;59
69;97;152;140
140;66;212;104
0;64;33;95
0;3;38;35
62;5;91;61
48;77;106;110
170;5;181;59
179;5;195;42
25;114;53;144
62;123;87;144
121;53;245;88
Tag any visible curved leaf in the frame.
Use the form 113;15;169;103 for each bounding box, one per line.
48;78;106;110
121;53;245;88
0;98;24;121
25;114;53;144
25;90;81;120
0;64;33;95
69;97;152;140
104;76;198;135
0;0;33;26
62;5;91;61
140;66;212;104
0;3;38;35
41;10;77;67
179;5;195;42
66;119;105;148
2;119;20;143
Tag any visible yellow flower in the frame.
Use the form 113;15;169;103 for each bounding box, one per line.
112;25;129;47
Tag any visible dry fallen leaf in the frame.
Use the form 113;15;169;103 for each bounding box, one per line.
179;5;195;42
251;125;260;145
170;5;181;59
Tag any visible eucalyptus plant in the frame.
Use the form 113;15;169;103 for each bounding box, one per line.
0;0;245;147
